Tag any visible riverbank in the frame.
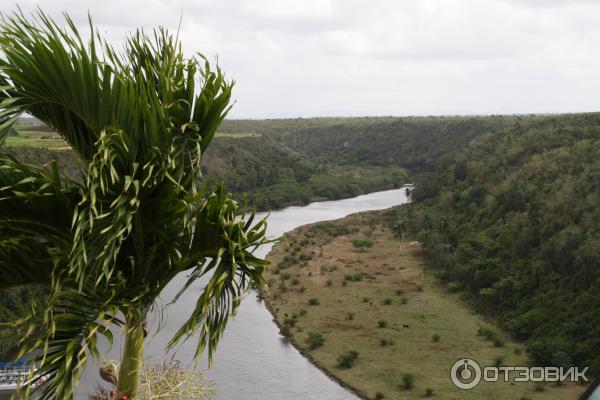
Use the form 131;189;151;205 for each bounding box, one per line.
263;209;586;400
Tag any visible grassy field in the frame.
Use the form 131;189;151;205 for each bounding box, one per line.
5;135;67;148
264;211;586;400
3;129;256;149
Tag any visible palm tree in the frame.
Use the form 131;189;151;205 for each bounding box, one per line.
0;10;269;400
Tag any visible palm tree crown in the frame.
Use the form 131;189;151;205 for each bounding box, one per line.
0;9;269;400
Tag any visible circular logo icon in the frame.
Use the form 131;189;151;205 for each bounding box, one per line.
451;358;482;389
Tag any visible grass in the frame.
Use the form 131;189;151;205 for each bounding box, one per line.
214;131;261;138
5;136;68;148
4;129;257;149
265;211;586;400
5;132;67;149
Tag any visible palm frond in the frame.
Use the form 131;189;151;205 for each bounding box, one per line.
12;284;123;400
168;187;270;363
0;155;79;290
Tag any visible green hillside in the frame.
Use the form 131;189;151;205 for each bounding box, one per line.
392;112;600;373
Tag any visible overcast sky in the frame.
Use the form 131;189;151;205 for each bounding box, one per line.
2;0;600;118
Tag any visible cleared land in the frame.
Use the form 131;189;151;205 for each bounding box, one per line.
5;127;258;150
264;210;586;400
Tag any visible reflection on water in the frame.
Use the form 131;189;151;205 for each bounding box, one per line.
78;187;410;400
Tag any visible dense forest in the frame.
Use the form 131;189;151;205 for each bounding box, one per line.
391;112;600;373
2;113;600;375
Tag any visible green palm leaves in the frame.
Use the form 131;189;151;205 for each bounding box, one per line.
0;9;268;400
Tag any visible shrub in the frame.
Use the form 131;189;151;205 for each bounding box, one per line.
352;238;373;251
279;325;291;336
346;312;354;321
400;297;408;304
299;286;306;293
375;393;384;399
377;320;387;328
306;332;325;350
284;317;297;327
326;279;333;287
424;388;434;397
308;298;320;306
336;350;359;369
514;347;522;355
299;309;307;316
447;281;462;292
280;272;292;280
362;297;370;303
493;338;504;348
494;356;504;367
432;334;440;342
534;382;545;392
341;281;347;286
400;373;415;390
395;289;403;296
291;278;300;286
383;298;392;305
417;284;424;292
380;339;389;347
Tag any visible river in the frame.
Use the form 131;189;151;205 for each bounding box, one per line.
78;187;411;399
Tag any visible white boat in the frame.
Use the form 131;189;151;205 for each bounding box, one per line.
0;361;46;398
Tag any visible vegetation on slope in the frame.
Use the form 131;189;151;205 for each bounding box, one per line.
392;112;600;374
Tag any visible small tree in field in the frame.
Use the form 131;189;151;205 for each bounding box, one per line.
0;10;269;400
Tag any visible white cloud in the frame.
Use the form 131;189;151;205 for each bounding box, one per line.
2;0;600;117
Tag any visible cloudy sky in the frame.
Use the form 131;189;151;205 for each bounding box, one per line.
2;0;600;118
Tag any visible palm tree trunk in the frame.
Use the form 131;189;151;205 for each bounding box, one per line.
117;310;146;399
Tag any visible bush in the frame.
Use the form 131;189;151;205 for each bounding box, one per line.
326;279;333;287
380;339;389;347
534;382;545;392
400;373;415;390
308;298;320;306
352;238;373;250
383;298;392;305
346;312;354;321
493;338;504;348
375;392;384;399
494;356;504;367
299;309;307;316
279;325;291;336
336;350;359;369
424;388;434;397
377;320;387;328
291;278;300;286
395;289;403;296
280;272;292;280
362;297;370;303
432;334;440;342
400;297;408;304
306;332;325;350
